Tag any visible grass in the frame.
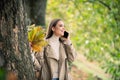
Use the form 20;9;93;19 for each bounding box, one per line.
71;53;112;80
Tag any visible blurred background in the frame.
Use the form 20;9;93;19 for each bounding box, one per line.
0;0;120;80
46;0;120;80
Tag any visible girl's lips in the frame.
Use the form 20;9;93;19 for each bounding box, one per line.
62;31;64;34
60;31;64;35
61;30;65;32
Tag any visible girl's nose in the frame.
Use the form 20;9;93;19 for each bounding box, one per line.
62;27;65;30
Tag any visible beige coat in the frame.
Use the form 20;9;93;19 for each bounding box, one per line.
34;41;76;80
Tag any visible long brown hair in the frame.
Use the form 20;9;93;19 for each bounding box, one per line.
46;19;61;39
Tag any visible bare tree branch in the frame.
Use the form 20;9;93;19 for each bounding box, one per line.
98;0;111;10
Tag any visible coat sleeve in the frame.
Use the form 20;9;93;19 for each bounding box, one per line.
64;43;77;62
33;51;44;71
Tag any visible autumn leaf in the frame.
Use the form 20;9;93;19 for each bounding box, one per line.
28;25;47;52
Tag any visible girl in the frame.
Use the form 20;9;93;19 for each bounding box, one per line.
34;19;76;80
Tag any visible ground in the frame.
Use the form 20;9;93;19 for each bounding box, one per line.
70;53;111;80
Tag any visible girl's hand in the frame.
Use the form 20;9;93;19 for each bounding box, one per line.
61;36;72;45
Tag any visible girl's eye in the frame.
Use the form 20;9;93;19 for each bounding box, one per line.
59;24;64;27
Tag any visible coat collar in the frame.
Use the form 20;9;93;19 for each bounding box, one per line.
45;40;67;61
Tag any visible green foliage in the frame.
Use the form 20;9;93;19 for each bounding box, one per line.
46;0;120;79
0;68;6;80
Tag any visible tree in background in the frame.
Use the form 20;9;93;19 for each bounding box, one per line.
25;0;47;27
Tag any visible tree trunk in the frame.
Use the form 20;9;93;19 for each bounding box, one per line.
0;0;36;80
28;0;47;27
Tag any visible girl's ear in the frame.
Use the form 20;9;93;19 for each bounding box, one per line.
52;27;55;31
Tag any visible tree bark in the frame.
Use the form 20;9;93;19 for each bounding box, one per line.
28;0;47;27
0;0;36;80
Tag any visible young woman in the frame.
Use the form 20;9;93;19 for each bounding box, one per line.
34;19;76;80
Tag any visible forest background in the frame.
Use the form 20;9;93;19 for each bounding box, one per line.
0;0;120;80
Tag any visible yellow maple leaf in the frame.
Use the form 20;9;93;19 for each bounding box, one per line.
28;25;47;52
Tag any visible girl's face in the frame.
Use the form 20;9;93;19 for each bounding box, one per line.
52;20;65;37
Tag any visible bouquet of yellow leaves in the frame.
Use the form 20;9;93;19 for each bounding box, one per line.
28;24;47;52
